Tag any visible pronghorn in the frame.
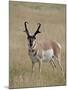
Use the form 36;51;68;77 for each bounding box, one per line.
24;21;62;73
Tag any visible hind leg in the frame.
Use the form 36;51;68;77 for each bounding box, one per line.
54;55;63;71
54;55;64;77
49;59;56;70
56;58;63;71
49;60;54;70
52;59;56;68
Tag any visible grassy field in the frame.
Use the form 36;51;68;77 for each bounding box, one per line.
9;1;66;88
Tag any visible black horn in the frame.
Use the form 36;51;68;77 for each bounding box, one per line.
34;23;41;36
24;21;29;36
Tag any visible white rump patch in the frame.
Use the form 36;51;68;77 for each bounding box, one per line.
42;49;54;62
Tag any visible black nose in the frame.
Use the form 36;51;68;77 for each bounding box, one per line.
30;43;32;47
30;39;32;47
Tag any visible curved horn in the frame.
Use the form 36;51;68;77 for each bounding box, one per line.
34;23;41;36
24;21;29;36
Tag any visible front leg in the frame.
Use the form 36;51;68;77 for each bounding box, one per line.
32;62;35;73
38;59;42;73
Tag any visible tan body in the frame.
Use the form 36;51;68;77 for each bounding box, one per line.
28;39;62;72
24;21;62;73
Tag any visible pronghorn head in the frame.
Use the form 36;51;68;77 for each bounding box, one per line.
24;21;41;47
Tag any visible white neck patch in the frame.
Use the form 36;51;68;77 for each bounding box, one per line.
32;40;36;49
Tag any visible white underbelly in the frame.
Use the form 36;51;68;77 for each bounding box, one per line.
42;49;54;62
28;48;54;63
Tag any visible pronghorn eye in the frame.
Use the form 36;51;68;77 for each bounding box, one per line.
34;37;36;39
33;36;36;39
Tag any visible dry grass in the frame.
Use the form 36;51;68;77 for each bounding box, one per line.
9;1;66;89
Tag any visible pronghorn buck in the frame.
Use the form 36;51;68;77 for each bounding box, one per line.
24;21;62;73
